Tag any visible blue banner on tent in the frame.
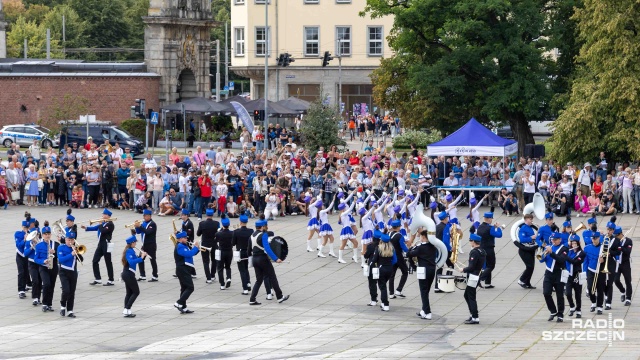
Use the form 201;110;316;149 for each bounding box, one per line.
230;101;255;133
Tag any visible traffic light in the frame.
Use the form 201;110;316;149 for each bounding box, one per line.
283;53;294;67
322;51;333;67
277;54;285;67
253;110;265;122
132;99;146;119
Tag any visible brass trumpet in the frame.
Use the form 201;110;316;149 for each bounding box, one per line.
124;220;142;229
573;222;587;234
78;217;118;225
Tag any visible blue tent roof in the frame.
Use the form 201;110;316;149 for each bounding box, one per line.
427;118;518;156
431;118;516;147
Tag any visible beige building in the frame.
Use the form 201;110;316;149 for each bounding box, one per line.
230;0;393;117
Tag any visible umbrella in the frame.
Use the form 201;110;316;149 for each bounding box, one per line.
161;97;231;114
240;98;299;118
220;95;250;105
276;97;310;114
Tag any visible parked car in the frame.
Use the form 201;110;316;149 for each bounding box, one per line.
59;124;145;156
0;124;59;148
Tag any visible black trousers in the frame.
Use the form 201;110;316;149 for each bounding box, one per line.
122;270;140;310
587;271;606;307
217;250;233;285
543;271;565;316
367;266;378;302
28;262;41;300
139;242;158;278
565;275;582;312
92;241;114;281
480;247;496;285
250;255;282;302
201;249;217;280
389;256;408;293
87;185;100;205
605;271;616;305
176;265;195;307
59;269;77;312
377;265;393;306
37;265;53;306
524;192;534;206
237;249;251;290
518;249;535;285
418;267;436;314
16;254;29;292
615;262;633;301
46;262;58;306
464;284;479;318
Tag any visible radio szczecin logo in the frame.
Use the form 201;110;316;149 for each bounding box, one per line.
542;314;624;347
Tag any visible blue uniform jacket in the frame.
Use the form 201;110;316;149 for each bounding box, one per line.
58;244;76;271
33;241;50;266
442;223;452;251
582;229;593;246
15;231;26;257
560;232;570;247
262;233;279;261
583;243;601;273
566;249;585;275
536;224;553;247
177;242;200;267
540;244;567;272
24;241;35;261
489;226;502;238
85;224;102;238
125;248;144;272
518;224;535;243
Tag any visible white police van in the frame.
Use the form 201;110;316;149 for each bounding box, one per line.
0;124;59;148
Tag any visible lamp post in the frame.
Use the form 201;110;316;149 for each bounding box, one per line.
263;1;269;154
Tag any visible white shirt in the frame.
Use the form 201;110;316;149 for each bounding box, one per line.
142;157;158;169
523;175;536;193
443;177;458;186
179;175;190;193
504;178;515;192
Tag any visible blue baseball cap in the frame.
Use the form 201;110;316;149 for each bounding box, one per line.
41;226;51;234
393;205;402;213
390;219;401;228
563;221;572;228
143;209;153;216
66;215;75;222
315;200;323;208
66;231;77;239
438;211;449;220
29;218;36;224
470;198;477;206
483;212;493;219
381;234;391;243
102;208;112;217
338;203;346;211
606;222;616;230
587;217;597;225
206;208;214;216
569;234;580;242
445;194;452;202
430;201;438;210
469;234;482;242
551;232;562;239
591;232;601;238
21;220;29;227
358;207;366;216
239;215;248;223
181;209;189;215
256;220;267;227
614;226;622;235
175;231;188;239
221;218;230;227
126;235;137;244
373;230;383;239
545;213;554;219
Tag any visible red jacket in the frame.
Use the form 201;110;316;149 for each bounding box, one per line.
198;176;212;197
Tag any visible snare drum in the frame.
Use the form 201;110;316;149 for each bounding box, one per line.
437;275;456;293
454;275;467;290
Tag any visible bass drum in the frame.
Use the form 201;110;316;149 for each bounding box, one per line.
269;236;289;261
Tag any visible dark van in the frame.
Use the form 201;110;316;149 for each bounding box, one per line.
59;125;145;156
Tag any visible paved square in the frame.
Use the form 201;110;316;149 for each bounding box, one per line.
0;205;638;359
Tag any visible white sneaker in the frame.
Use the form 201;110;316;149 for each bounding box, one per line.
382;305;390;312
206;280;212;284
317;252;326;258
242;290;249;295
328;252;337;258
307;247;314;252
266;294;273;300
338;258;346;264
367;301;377;306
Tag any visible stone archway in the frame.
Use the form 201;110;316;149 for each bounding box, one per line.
178;69;197;101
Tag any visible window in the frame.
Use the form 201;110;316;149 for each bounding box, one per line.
336;0;351;3
288;84;321;103
235;27;245;56
305;0;319;3
234;0;245;4
255;0;270;3
304;27;319;56
367;26;383;56
336;26;351;56
255;27;270;57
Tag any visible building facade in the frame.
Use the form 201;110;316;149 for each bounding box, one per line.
230;0;393;117
0;0;7;59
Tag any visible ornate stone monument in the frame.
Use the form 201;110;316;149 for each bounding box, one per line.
144;0;218;106
0;0;7;59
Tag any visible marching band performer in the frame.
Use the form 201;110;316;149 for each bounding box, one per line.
536;213;556;249
337;190;358;264
582;215;597;246
364;230;382;306
83;208;115;286
565;234;585;318
477;212;502;289
358;198;376;268
58;231;81;318
317;196;337;258
516;214;538;289
444;192;464;222
467;193;488;229
434;211;450;293
181;208;196;277
371;233;396;312
249;220;289;305
135;209;158;282
613;226;633;306
407;229;438;319
541;232;568;322
388;219;410;298
24;228;42;306
15;220;30;299
215;217;234;290
561;219;572;247
34;225;55;312
584;232;605;314
63;213;77;243
173;230;200;314
197;207;220;283
232;215;253;295
121;235;147;318
373;194;390;231
604;222;622;310
458;233;486;325
306;192;321;252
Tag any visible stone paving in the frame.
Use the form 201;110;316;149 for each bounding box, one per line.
0;204;638;360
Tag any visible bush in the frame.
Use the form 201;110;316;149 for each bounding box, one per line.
120;119;147;140
392;130;442;149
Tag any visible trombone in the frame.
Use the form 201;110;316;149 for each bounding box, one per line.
591;236;611;295
78;218;118;225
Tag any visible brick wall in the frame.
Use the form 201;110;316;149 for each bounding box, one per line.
0;76;160;127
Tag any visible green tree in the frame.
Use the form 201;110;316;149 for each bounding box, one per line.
41;4;87;51
69;0;129;48
299;97;346;152
3;0;27;32
6;15;63;58
549;0;640;164
41;94;91;135
363;0;558;154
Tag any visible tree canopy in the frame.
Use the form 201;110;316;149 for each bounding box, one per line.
299;97;346;152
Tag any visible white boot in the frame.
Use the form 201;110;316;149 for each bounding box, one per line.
317;237;322;250
361;257;366;268
306;240;313;252
317;245;326;258
329;243;337;257
338;250;346;263
352;250;358;263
